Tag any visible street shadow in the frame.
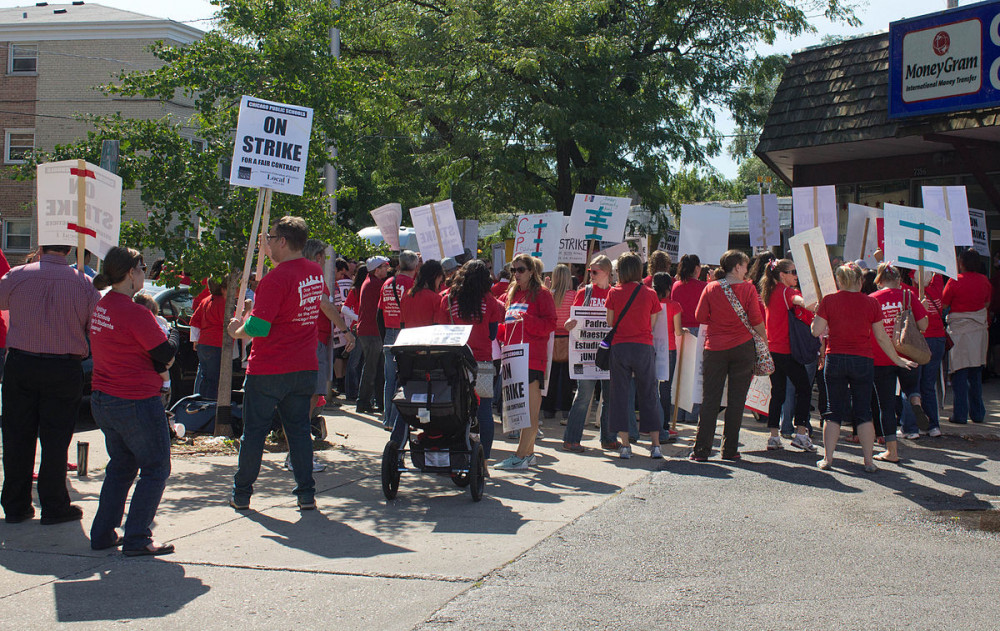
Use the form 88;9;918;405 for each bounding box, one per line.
656;459;735;479
53;560;210;623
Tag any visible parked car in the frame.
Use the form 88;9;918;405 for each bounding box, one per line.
81;281;244;413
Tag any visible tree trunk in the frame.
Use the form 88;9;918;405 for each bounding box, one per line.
213;274;241;437
555;140;574;214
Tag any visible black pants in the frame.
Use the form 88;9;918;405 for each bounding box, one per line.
694;340;755;458
1;351;83;518
541;360;574;413
768;352;811;429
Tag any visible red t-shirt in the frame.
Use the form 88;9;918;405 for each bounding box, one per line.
642;275;653;287
246;258;323;375
816;290;881;358
921;275;947;338
0;249;11;347
401;288;442;328
190;293;226;348
90;292;168;399
491;279;509;299
503;287;557;371
554;289;576;334
660;297;682;351
572;284;610;308
764;285;801;355
870;287;929;365
316;285;332;343
695;280;764;351
672;278;707;328
606;282;661;346
436;293;504;361
942;272;992;313
378;274;414;329
356;273;386;336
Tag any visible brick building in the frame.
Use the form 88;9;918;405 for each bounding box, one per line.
0;2;203;260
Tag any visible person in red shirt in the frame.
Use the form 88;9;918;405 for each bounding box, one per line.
943;249;993;424
811;263;916;472
401;260;445;328
89;246;178;556
643;249;671;287
869;263;928;460
690;250;763;461
541;264;576;422
190;278;226;400
605;253;664;460
227;217;325;512
759;258;818;453
436;260;505;458
354;256;390;415
562;254;619;451
0;248;9;382
671;254;706;423
494;253;556;470
378;251;418;432
491;269;510;300
652;272;682;444
341;264;367;401
917;273;947;435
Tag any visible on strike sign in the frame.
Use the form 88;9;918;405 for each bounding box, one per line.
229;95;313;196
36;160;122;259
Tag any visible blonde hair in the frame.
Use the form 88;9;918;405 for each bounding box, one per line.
874;261;901;286
834;263;864;290
507;252;545;304
549;264;572;308
589;254;613;275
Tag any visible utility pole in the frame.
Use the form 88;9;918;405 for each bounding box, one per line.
326;0;340;220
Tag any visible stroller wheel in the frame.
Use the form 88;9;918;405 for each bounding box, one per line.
451;471;470;487
381;441;402;500
469;441;485;502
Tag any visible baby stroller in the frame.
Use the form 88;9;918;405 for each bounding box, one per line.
381;326;485;502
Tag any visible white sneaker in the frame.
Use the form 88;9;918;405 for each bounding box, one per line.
790;433;817;453
285;455;326;472
494;455;531;470
650;445;662;459
619;445;632;459
766;436;783;451
898;431;920;440
929;427;942;438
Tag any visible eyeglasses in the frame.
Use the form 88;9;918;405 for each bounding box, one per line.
587;268;605;274
265;233;280;241
783;269;798;275
511;266;529;274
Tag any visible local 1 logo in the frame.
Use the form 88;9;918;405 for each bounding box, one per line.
932;30;950;56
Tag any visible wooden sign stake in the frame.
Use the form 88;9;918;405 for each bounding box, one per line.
429;201;445;259
237;187;271;319
803;242;823;301
671;332;684;431
812;187;819;231
860;216;871;260
255;188;274;282
941;186;952;221
76;159;87;270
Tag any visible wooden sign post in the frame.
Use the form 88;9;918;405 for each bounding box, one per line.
236;187;272;318
803;243;824;302
75;159;87;270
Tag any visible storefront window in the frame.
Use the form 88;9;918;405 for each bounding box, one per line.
858;180;910;209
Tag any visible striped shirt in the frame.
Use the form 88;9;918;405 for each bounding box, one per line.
0;254;100;357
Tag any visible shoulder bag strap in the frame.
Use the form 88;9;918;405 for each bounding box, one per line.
608;284;643;335
720;279;756;336
584;283;594;306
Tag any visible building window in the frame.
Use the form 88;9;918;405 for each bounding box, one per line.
3;220;31;252
8;44;38;74
4;129;34;164
190;138;205;153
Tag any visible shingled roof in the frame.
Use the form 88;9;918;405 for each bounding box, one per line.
755;32;1000;185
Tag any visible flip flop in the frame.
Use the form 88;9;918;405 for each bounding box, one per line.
873;452;900;463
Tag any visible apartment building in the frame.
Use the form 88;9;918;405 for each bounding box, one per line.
0;2;203;260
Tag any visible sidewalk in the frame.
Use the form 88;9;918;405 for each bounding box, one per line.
0;376;997;629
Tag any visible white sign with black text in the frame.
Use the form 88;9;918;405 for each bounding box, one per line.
230;95;314;196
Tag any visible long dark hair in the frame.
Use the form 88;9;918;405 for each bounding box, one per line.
410;260;443;296
351;265;367;291
678;254;700;281
93;246;143;291
652;272;673;300
713;249;750;281
758;258;793;306
451;260;491;322
748;251;776;286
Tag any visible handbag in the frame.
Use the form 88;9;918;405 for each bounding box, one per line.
786;289;820;365
893;290;931;365
475;361;495;397
552;336;569;362
719;279;774;376
594;284;642;371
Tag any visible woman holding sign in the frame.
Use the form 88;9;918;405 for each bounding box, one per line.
672;254;706;423
495;253;557;470
811;264;917;472
943;249;992;425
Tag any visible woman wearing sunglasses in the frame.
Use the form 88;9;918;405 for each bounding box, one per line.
759;258;817;453
495;253;557;470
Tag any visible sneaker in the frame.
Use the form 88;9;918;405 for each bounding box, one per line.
525;453;538;466
816;458;832;470
650;446;662;459
285;455;327;472
790;433;818;453
536;427;544;439
619;445;632;459
766;436;783;451
298;499;317;511
494;455;531;470
229;498;250;511
506;430;520;440
898;431;920;440
929;427;942;438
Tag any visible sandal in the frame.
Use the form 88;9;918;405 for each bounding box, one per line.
873;452;900;463
123;542;175;557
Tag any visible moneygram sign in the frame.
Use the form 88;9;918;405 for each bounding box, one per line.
889;1;1000;119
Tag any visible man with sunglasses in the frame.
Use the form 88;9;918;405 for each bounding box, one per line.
227;217;325;511
0;244;100;525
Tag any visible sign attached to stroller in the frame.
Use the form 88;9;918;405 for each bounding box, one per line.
393;325;472;347
501;343;532;433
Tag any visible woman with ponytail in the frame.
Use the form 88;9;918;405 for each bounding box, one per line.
759;258;817;453
89;246;179;556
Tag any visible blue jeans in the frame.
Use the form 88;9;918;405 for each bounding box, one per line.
780;361;816;435
951;365;985;422
233;370;316;504
383;328;400;429
477;397;495;459
823;354;874;427
194;345;222;400
919;337;946;429
563;378;614;444
90;391;171;551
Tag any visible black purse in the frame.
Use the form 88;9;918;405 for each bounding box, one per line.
594;285;642;370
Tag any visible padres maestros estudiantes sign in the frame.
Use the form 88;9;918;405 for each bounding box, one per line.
889;1;1000;118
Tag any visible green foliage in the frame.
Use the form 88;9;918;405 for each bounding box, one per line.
734;157;792;198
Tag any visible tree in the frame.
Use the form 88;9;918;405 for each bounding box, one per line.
342;0;858;226
20;0;381;436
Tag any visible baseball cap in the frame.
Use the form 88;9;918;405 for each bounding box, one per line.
366;255;390;269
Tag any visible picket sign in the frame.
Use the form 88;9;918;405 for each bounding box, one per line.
491;242;507;277
514;212;564;271
568;194;631;245
844;204;882;266
501;343;532;432
788;227;836;306
410;199;464;261
370;203;403;251
792;186;838;244
678;205;730;262
969;208;990;257
744;375;771;415
36;159;122;261
922;186;972;246
747;192;780;247
883;204;959;290
652;303;671;382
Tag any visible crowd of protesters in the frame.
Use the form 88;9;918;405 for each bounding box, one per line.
0;214;995;556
